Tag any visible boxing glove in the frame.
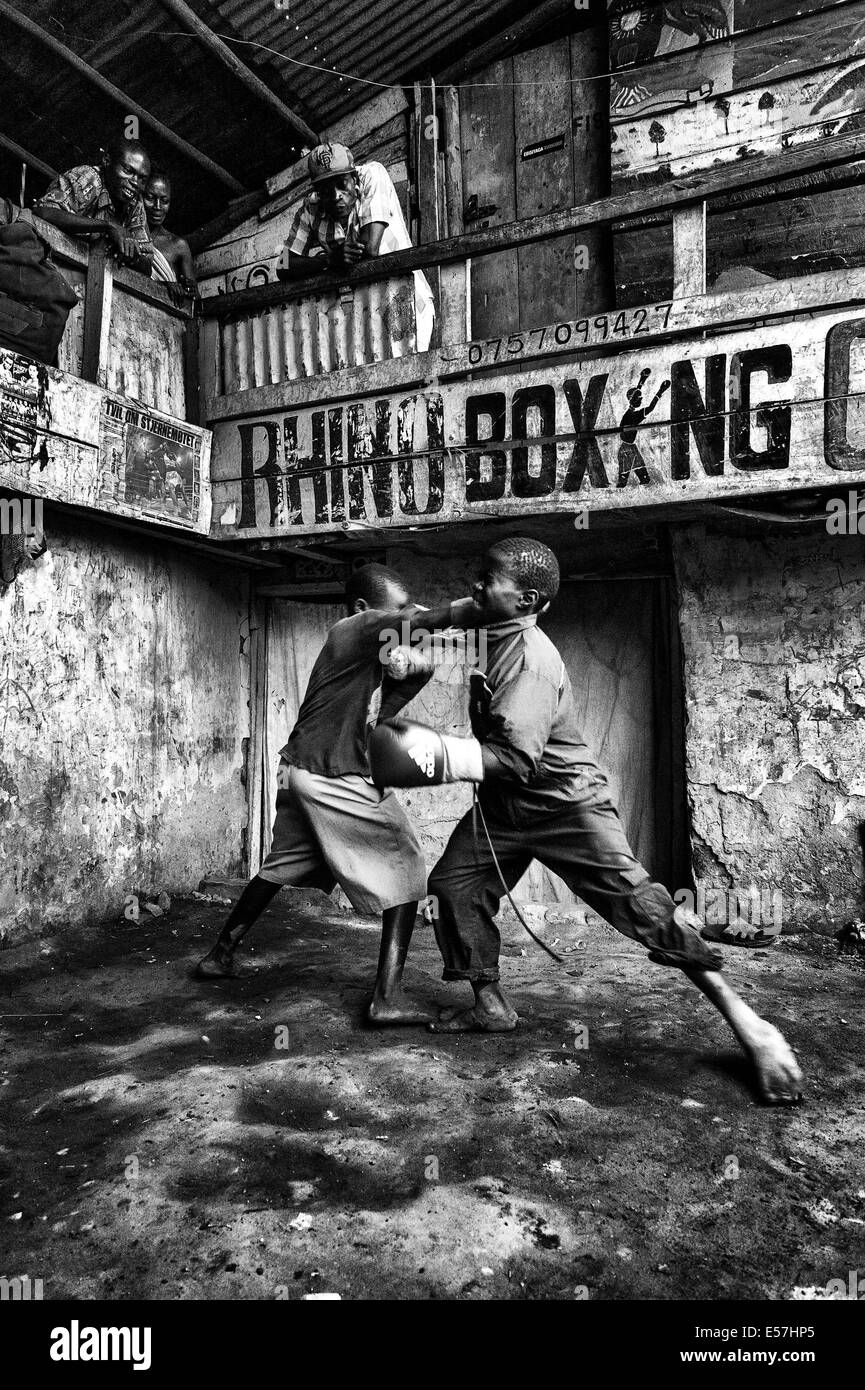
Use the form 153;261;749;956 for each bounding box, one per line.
369;717;484;789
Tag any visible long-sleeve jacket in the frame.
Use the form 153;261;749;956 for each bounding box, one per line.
470;614;609;813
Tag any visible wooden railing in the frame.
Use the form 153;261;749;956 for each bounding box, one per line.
33;215;200;423
199;122;865;409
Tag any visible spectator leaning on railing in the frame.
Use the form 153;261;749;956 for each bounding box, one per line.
143;169;198;305
276;142;435;353
33;136;155;276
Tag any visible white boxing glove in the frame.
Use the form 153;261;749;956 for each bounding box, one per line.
386;644;436;682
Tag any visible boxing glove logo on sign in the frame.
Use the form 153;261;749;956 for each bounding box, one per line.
408;740;436;779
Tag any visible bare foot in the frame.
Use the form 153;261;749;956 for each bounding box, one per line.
429;1001;518;1033
194;949;239;980
745;1022;804;1105
366;993;437;1026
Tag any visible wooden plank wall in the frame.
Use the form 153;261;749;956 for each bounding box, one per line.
459;37;602;337
458;58;519;339
515;42;577;329
609;0;865;303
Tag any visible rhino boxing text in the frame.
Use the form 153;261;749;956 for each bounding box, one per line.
223;315;865;533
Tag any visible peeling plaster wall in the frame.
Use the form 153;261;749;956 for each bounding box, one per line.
672;524;865;934
0;518;251;943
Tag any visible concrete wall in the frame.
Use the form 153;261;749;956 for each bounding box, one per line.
673;522;865;935
0;516;251;943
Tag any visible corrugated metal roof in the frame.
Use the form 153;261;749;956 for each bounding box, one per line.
0;0;544;229
208;0;526;127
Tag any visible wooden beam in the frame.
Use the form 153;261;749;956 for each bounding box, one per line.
28;212;196;319
0;0;245;193
673;203;706;298
439;83;468;345
81;242;113;386
244;591;267;877
415;79;441;346
571;21;614;318
152;0;319;147
202;121;865;318
183;312;202;427
0;131;56;180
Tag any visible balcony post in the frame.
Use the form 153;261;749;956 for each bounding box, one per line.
673;202;707;299
81;243;113;386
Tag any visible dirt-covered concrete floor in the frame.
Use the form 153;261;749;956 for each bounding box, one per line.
1;892;863;1301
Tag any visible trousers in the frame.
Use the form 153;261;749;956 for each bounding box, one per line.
428;792;723;983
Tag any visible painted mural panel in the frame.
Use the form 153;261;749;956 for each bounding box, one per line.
609;1;734;114
609;1;865;185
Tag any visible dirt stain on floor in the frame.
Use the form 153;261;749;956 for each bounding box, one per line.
0;896;863;1301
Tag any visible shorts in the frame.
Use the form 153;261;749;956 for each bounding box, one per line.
258;759;427;916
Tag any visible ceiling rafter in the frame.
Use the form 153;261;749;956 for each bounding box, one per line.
0;0;246;192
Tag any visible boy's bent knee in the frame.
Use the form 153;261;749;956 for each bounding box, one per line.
624;880;724;972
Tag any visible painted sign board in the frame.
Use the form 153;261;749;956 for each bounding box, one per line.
0;348;211;533
210;306;865;540
608;2;865;184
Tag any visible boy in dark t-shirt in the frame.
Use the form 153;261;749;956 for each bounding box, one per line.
195;562;471;1025
369;538;803;1105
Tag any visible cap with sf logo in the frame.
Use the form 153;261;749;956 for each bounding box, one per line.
307;143;356;184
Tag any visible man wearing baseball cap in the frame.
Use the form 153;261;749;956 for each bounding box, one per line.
276;142;435;353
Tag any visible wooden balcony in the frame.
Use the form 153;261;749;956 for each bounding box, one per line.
29;214;200;422
198;122;865;547
0;216;212;540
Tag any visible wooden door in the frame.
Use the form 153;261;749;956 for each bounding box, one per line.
459;58;518;339
459;37;581;336
257;580;687;914
514;41;577;328
257;598;343;869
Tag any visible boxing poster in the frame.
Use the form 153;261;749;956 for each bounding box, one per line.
98;400;203;527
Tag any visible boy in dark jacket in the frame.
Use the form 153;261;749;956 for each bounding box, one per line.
369;538;803;1104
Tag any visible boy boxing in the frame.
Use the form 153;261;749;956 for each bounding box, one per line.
369;537;803;1105
195;562;467;1026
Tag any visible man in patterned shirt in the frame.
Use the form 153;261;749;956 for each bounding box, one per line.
276;142;435;352
34;136;155;275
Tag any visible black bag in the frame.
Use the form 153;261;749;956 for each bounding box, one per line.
0;198;78;366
